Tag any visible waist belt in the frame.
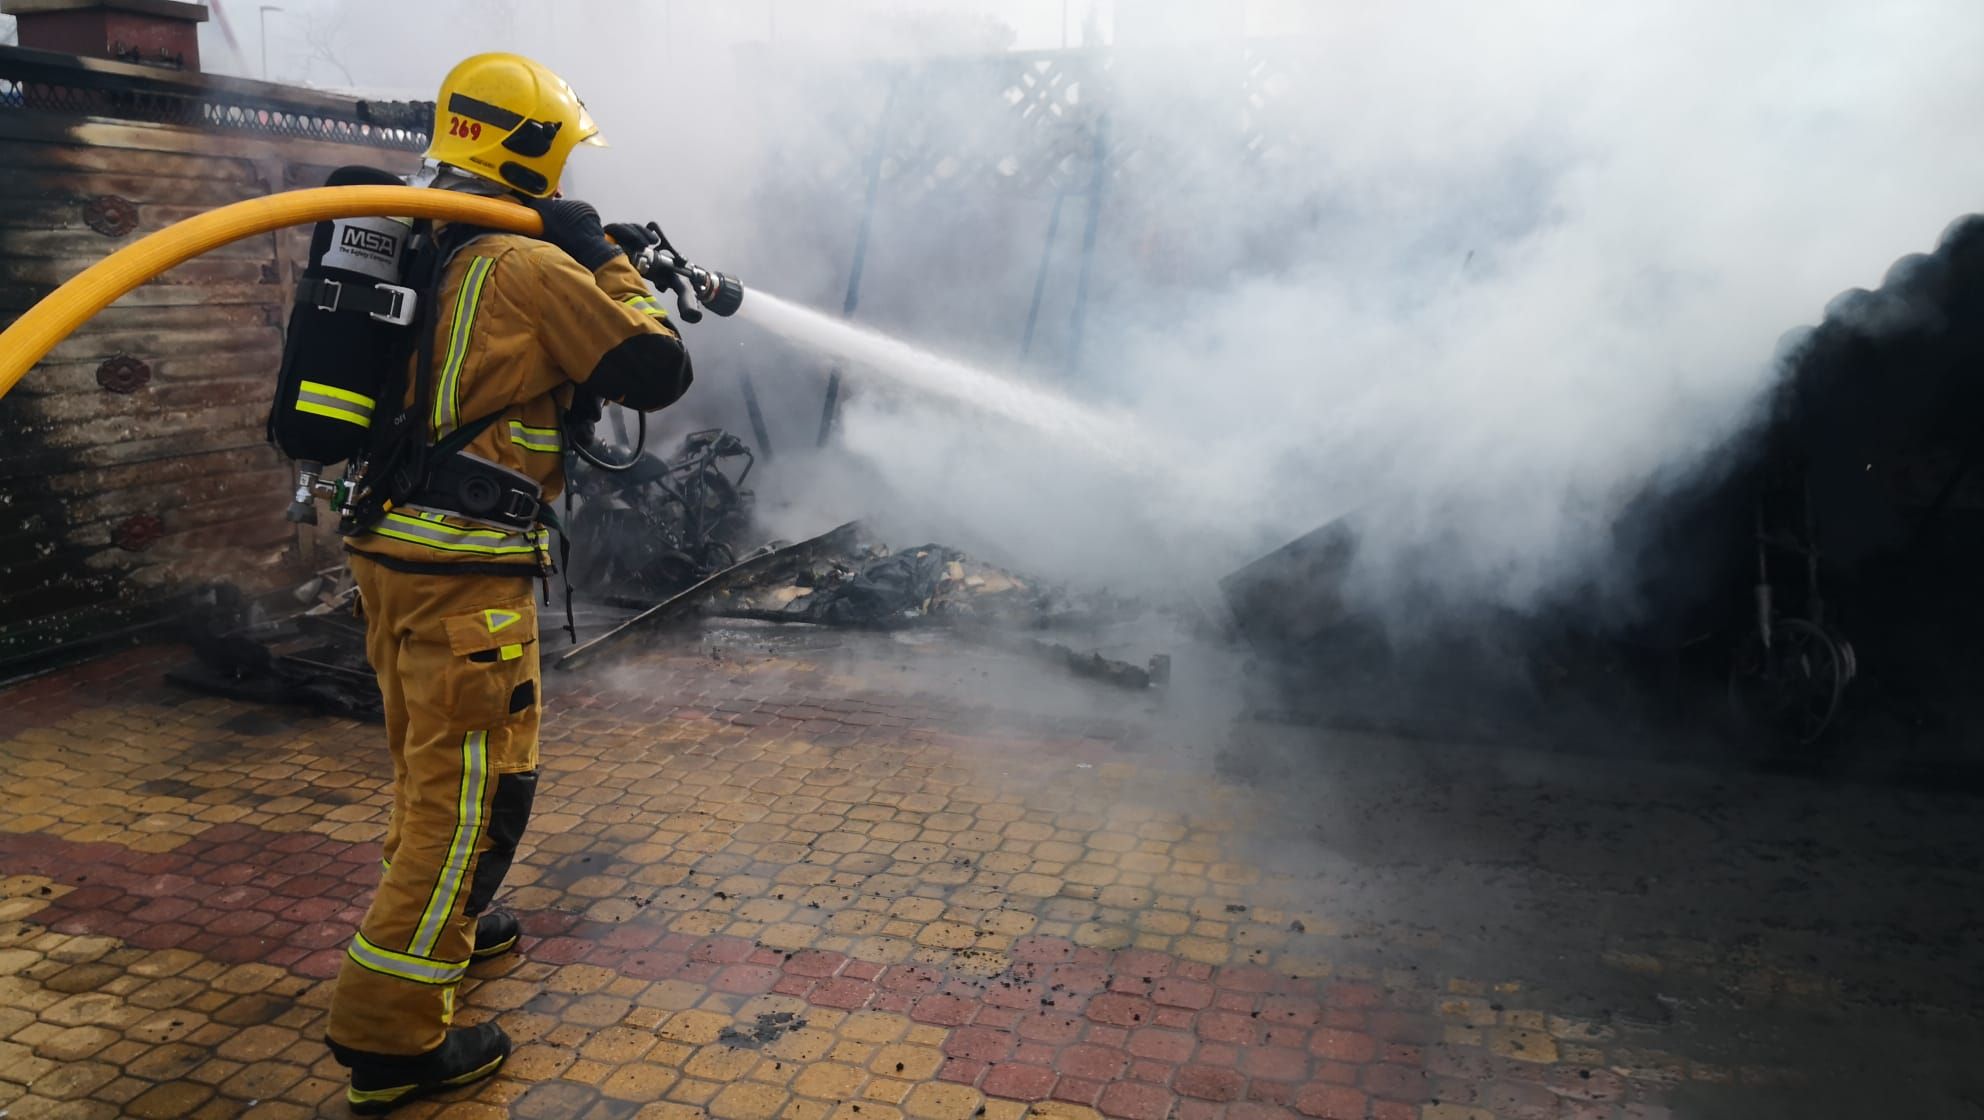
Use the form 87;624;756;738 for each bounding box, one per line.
413;452;545;532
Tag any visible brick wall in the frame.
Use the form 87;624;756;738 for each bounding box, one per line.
0;46;423;670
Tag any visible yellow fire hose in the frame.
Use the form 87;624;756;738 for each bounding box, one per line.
0;185;543;402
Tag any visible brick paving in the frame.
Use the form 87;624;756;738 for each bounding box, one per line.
0;634;1976;1118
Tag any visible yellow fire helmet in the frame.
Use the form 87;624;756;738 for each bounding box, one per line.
425;52;607;199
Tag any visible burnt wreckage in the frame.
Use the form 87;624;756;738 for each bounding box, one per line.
1228;214;1984;760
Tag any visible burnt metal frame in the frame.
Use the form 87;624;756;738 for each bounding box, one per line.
0;43;431;151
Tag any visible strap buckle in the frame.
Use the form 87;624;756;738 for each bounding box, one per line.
311;277;345;313
369;283;418;327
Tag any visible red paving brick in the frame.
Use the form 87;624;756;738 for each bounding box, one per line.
982;1063;1058;1100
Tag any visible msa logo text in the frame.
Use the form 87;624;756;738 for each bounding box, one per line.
339;226;398;257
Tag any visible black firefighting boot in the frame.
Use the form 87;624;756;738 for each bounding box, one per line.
333;1022;511;1115
472;910;521;960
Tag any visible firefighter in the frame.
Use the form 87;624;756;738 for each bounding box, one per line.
324;53;692;1113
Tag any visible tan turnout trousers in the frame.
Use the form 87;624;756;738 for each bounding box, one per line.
326;553;541;1055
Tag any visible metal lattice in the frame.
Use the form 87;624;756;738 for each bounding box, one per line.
0;45;430;152
754;42;1318;209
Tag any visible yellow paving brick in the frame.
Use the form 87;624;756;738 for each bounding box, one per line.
765;1027;839;1063
504;1043;577;1081
38;992;127;1028
710;1080;792;1120
828;1038;879;1067
659;1009;733;1045
638;980;709;1012
865;1078;915;1104
1007;874;1062;897
212;963;286;994
30;1024;116;1062
849;937;915;964
1028;1105;1103;1120
669;1077;725;1106
561;1057;612;1085
566;995;636;1027
775;1101;832;1120
792;1061;868;1101
915;922;978;949
1503;1008;1549;1031
28;1058;116;1100
902;1082;983;1120
1485;1027;1559;1063
216;1024;301;1063
686;1042;764;1081
841;1011;910;1043
1438;997;1500;1026
1548;1014;1617;1041
760;923;821;950
125;1081;216;1119
547;964;619;995
869;1043;944;1081
636;1101;712;1120
831;1104;902;1120
579;1022;662;1062
218;1060;308;1102
602;1063;683;1102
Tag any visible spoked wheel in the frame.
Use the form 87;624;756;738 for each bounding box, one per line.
1728;618;1856;746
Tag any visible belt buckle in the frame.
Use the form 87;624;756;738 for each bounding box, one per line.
370;283;418;327
499;488;539;526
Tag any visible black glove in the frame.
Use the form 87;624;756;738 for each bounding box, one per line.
564;387;604;450
603;222;658;267
530;198;620;272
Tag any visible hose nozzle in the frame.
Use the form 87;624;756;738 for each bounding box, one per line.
682;262;745;318
628;222;744;323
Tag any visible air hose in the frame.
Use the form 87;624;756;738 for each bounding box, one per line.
0;185;542;402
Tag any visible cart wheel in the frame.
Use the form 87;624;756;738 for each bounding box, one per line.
1728;618;1853;746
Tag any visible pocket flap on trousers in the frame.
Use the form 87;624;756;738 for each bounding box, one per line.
443;604;538;658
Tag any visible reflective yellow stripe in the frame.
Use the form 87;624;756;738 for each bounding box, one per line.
432;256;495;439
349;1083;417;1106
507;420;562;454
499;643;523;661
369;511;545;556
622;293;668;319
346;1049;505;1106
300;380;376;408
294;399;372;427
410;730;488;956
345;931;468;986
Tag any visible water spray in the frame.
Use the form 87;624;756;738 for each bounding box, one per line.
738;291;1150;470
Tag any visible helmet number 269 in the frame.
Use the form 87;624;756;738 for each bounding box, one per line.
447;116;484;141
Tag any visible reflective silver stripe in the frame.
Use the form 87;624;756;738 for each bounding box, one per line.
508;420;562;454
369;511;543;556
346;931;467;986
410;730;488;956
295;385;375;421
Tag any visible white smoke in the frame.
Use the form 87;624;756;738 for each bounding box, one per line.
219;0;1984;618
